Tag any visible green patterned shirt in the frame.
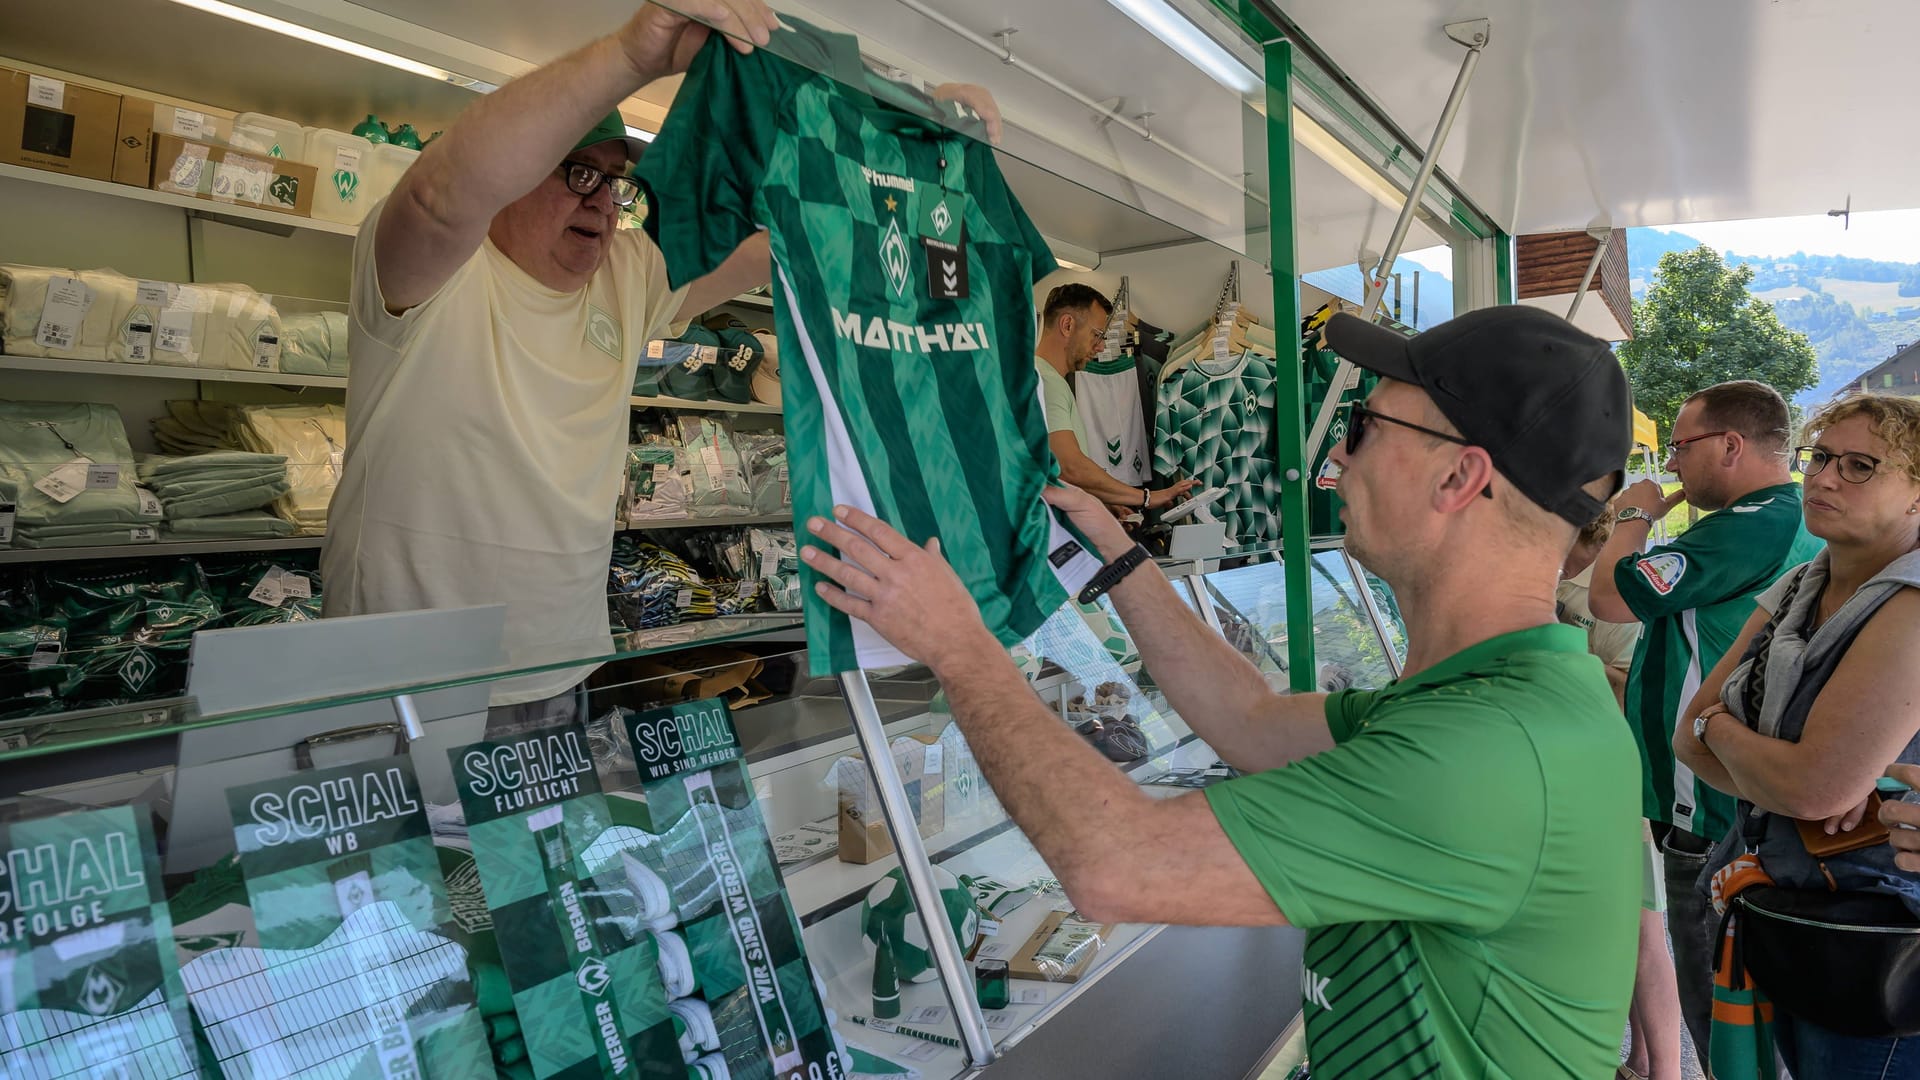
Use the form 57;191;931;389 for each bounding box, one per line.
1153;352;1280;546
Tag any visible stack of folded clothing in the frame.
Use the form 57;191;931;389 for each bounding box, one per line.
0;401;163;548
152;400;240;455
2;265;285;370
229;405;346;535
278;312;349;377
137;452;293;539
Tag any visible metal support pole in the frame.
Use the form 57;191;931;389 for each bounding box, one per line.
837;671;995;1066
1302;19;1490;470
1343;552;1404;680
1565;228;1613;321
1264;39;1317;693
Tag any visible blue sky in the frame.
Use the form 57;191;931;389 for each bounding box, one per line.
1653;207;1920;262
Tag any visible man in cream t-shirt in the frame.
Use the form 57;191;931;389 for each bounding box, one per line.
320;0;781;714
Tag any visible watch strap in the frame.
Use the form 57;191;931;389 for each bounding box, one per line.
1077;544;1151;605
1616;506;1654;524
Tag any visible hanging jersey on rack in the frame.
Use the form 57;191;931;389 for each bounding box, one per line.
1154;351;1281;547
636;20;1101;676
1076;355;1151;484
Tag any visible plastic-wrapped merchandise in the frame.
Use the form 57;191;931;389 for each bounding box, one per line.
607;538;716;630
749;528;801;612
675;416;753;517
229;112;304;160
136;451;290;521
278;311;349;376
733;431;789;514
620;443;690;525
38;557;221;709
0;265;131;362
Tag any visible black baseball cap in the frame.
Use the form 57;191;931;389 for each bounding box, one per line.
1325;306;1630;527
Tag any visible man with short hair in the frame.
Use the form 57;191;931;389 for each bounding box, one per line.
801;306;1641;1076
1588;379;1824;1061
320;1;784;716
1034;283;1193;512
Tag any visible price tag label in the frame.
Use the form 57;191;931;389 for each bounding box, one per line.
0;502;14;545
897;1041;943;1063
977;917;1000;937
983;1011;1016;1030
904;1006;948;1025
135;487;162;517
760;550;780;578
675;587;693;606
136;281;173;307
1011;987;1048;1005
279;573;312;600
157;310;194;356
923;743;944;775
123;317;153;363
34;458;92;504
35;275;89;351
29;636;62;670
170;109;206;139
331;145;362;175
252;332;280;371
248;571;286;608
86;463;121;490
976;942;1012;961
26;75;64;110
128;526;157;542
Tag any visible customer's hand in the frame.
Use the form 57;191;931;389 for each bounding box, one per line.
620;0;778;77
802;507;1000;672
1821;792;1875;835
1043;484;1133;561
1879;764;1920;873
1617;477;1686;520
931;84;1004;144
1147;478;1200;510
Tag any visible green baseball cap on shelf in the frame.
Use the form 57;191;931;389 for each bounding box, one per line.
573;110;649;162
710;327;764;404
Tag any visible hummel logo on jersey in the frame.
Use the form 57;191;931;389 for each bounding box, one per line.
832;308;990;353
880;217;911;297
1107;438;1124;466
861;166;915;192
1303;965;1334;1011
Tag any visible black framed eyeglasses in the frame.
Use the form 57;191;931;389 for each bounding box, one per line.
1345;402;1493;499
559;161;641;207
1795;445;1882;484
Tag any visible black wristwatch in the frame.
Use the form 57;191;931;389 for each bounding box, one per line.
1078;543;1152;604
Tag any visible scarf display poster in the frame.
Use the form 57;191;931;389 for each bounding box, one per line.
224;753;492;1077
0;803;198;1078
448;719;683;1079
627;697;846;1080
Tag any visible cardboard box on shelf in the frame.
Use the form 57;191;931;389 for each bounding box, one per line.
0;67;120;181
113;96;237;187
837;733;948;864
150;133;316;217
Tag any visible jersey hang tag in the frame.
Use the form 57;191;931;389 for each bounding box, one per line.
919;187;969;300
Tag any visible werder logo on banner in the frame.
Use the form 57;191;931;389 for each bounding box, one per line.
0;804;200;1076
229;756;426;879
625;697;742;782
451;724;598;826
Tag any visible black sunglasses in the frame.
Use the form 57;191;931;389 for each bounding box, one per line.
559;161;641;207
1795;445;1882;484
1345;402;1493;499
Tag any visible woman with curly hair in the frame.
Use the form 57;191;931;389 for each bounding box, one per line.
1674;392;1920;1076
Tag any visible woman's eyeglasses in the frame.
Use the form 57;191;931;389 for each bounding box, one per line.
1795;445;1882;484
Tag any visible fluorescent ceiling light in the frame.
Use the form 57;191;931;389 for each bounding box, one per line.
625;125;656;144
1292;106;1407;213
162;0;497;90
1106;0;1259;95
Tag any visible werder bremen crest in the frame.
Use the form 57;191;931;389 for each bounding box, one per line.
332;167;359;203
585;306;622;360
880;217;911;298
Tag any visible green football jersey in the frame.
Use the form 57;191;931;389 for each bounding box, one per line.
1615;483;1822;839
1153;351;1281;547
637;22;1100;675
1208;625;1640;1078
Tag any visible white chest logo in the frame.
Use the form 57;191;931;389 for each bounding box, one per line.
1303;965;1334;1011
586;307;622;360
1637;552;1688;595
880;217;911;298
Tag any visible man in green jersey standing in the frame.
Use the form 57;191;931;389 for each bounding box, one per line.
1587;379;1822;1063
803;306;1642;1078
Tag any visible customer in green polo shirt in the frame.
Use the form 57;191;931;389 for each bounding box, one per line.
799;306;1641;1078
1587;379;1822;1065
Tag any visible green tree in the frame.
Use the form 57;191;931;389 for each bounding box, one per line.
1618;246;1819;437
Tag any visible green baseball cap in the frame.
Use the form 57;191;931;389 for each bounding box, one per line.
710;327;764;404
572;110;648;162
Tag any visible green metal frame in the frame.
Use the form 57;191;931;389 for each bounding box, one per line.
1264;40;1316;693
1495;230;1517;305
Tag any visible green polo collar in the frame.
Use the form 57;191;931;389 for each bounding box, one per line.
1383;623;1589;699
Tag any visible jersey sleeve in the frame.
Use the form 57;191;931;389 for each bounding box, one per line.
966;141;1057;285
1205;698;1544;931
1611;513;1774;621
633;37;795;289
1152;373;1185;479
